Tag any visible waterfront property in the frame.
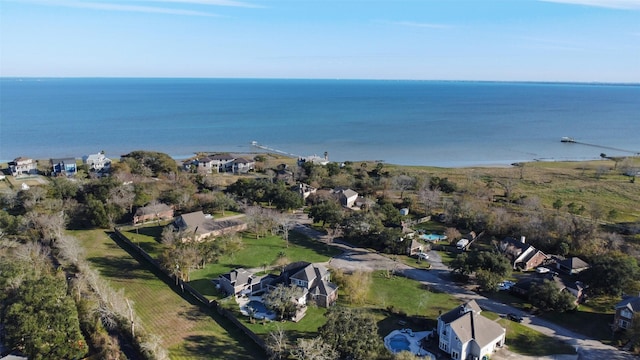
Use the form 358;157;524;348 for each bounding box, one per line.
83;151;111;173
437;300;505;360
8;157;37;177
51;157;77;177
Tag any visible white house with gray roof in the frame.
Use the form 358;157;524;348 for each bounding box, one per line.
437;300;505;360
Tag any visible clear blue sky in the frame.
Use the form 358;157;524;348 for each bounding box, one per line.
1;0;639;82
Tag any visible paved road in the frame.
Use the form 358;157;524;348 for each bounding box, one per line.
292;220;636;360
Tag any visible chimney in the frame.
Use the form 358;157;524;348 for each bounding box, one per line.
521;236;526;244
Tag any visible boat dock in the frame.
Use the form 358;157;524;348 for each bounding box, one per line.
561;138;640;155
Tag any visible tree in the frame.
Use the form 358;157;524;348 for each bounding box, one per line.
263;283;304;321
265;327;289;360
476;269;502;293
418;186;441;216
308;200;343;228
291;337;338;360
392;174;416;199
318;307;384;360
528;279;576;312
338;270;371;306
4;274;88;360
580;255;640;296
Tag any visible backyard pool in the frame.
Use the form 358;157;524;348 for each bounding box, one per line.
420;233;447;241
240;297;276;320
387;334;411;353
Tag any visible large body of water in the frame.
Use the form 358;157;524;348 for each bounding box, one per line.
1;78;638;167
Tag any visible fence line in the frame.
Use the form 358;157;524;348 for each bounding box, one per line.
112;228;268;352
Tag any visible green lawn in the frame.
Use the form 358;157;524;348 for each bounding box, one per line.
189;231;341;293
498;317;576;356
72;229;264;360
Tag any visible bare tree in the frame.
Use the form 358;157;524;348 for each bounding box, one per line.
292;337;338;360
276;212;296;247
266;326;289;360
417;186;441;216
392;174;416;199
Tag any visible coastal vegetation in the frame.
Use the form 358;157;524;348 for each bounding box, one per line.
1;150;639;357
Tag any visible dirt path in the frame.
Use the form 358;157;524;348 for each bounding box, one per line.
291;217;635;360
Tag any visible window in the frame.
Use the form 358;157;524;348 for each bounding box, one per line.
621;309;633;319
619;319;629;329
452;350;459;359
440;341;448;351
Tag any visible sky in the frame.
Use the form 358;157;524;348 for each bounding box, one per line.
1;0;639;82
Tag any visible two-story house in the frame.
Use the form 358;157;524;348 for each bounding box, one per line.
232;157;255;174
83;151;111;173
288;263;338;308
51;158;78;177
218;268;276;297
437;300;505;360
210;154;236;172
333;188;359;208
499;236;548;271
8;157;37;176
613;294;640;331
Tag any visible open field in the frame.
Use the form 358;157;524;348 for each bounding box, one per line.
72;229;264;360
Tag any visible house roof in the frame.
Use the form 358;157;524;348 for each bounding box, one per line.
221;268;252;285
558;257;589;270
210;154;235;161
233;157;253;164
311;280;338;297
449;311;505;349
615;296;640;312
198;157;213;163
135;203;172;216
51;157;77;164
439;300;482;324
291;263;329;283
177;211;207;229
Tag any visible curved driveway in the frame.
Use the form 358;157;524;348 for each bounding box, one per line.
292;220;636;360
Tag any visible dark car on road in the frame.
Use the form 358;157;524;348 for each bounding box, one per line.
507;313;523;322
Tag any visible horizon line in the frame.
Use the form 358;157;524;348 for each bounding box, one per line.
1;76;639;86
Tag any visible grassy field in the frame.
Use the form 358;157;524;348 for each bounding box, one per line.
72;229;264;360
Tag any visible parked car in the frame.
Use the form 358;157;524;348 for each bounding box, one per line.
535;267;550;274
417;252;429;260
507;313;523;322
497;280;515;291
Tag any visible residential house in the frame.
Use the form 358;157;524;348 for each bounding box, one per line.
232;157;255;174
297;153;329;166
174;211;247;242
8;157;37;177
510;274;585;304
218;268;276;297
210;154;236;172
499;236;548;271
288;263;338;308
333;188;359;208
51;158;78;176
133;202;174;225
407;238;424;257
295;183;317;200
196;157;216;174
613;294;640;331
555;257;590;275
437;300;506;360
83;151;111;173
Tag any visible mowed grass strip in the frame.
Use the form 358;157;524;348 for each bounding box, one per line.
71;229;264;360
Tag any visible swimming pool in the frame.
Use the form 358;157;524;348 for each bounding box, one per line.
420;233;447;241
387;334;411;353
241;299;276;320
247;300;269;314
